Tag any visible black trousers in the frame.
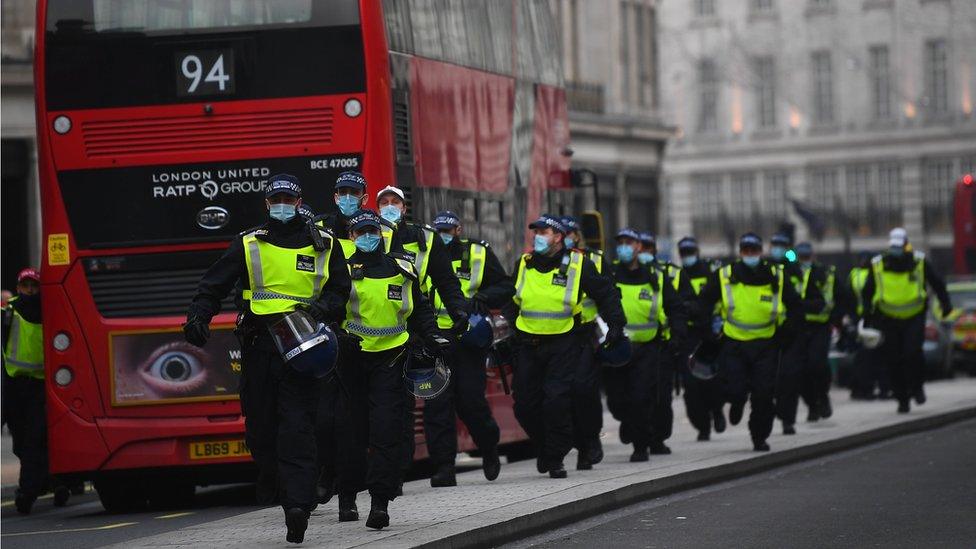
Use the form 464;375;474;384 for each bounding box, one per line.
572;324;603;451
616;341;673;448
4;375;48;498
681;353;724;437
721;338;778;442
240;335;322;513
315;360;367;495
776;323;831;424
513;332;582;465
876;314;926;404
850;345;890;396
422;341;500;465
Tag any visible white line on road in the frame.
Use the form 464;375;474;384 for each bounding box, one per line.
1;522;138;537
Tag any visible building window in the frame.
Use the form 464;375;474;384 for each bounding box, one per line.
698;59;719;132
808;166;839;235
692;175;724;239
730;173;756;226
619;1;658;109
619;1;631;104
753;0;775;12
876;162;903;231
922;158;954;233
695;0;715;17
811;50;834;124
868;45;891;120
754;56;777;128
924;39;949;115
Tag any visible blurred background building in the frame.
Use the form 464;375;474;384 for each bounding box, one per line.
659;0;976;267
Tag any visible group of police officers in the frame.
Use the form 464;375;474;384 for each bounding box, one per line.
1;169;953;544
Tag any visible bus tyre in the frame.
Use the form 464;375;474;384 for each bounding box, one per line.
95;479;148;513
147;480;195;510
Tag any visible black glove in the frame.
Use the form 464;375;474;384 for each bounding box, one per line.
333;326;363;356
425;333;452;357
604;325;625;347
183;316;211;347
297;302;328;322
470;293;491;317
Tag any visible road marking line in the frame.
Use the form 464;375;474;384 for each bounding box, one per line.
155;511;194;519
0;493;55;508
0;522;138;537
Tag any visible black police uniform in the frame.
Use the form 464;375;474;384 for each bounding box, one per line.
795;263;839;420
860;254;951;410
607;260;688;456
836;264;891;399
186;215;351;515
508;247;626;473
422;237;513;474
697;259;805;446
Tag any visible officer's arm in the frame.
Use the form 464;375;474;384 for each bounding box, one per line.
695;270;722;335
662;276;689;341
315;239;352;323
427;234;467;320
781;278;804;334
407;277;439;335
924;259;953;313
187;238;245;321
580;258;625;329
861;272;877;317
500;256;524;323
599;254;614;277
800;269;825;315
834;271;856;319
476;246;516;307
1;306;11;350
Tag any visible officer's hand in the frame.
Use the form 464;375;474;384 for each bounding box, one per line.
604;325;625;347
297;303;328;322
426;334;452;357
470;293;491;317
183;316;211;347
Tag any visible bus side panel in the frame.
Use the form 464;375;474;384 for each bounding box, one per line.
526;85;571;232
361;0;395;206
954;179;976;275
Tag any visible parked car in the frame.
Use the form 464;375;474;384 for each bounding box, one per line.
937;278;976;376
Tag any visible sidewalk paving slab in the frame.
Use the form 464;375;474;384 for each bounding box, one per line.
109;378;976;549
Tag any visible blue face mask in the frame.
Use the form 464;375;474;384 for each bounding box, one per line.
269;203;296;223
637;252;654;265
380;205;402;224
617;244;635;263
742;255;761;268
770;246;786;260
564;237;576;249
681;255;698;267
354;233;381;252
336;194;361;217
440;232;455;245
533;234;551;254
889;246;904;257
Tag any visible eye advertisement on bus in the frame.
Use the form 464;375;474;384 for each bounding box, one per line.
110;327;241;406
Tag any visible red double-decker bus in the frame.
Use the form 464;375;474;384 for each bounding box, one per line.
954;173;976;275
35;0;568;510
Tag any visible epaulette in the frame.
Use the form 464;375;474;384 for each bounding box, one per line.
238;223;267;237
392;257;419;280
389;251;413;262
471;239;490;248
410;222;436;232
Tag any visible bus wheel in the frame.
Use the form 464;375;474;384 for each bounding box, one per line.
94;479;148;513
147;480;195;510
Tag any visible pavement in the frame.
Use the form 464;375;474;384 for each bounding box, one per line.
512;417;976;549
69;377;973;549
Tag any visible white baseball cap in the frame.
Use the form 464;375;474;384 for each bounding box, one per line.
376;185;405;202
888;227;908;247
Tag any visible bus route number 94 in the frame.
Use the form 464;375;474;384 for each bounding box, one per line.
175;50;235;97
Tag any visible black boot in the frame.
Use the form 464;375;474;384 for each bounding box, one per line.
576;449;593;471
807;407;821;422
630;446;649;462
285;507;309;544
914;386;926;405
14;490;35;515
712;409;727;433
483;447;501;481
897;400;910;414
587;439;604;465
819;396;833;419
752;439;771;452
53;485;71;507
548;461;567;479
338;492;359;522
316;470;335;504
783;423;796;435
430;463;457;488
536;456;550;474
697;431;710;441
729;402;745;426
365;497;390;530
649;441;672;455
619;422;632;444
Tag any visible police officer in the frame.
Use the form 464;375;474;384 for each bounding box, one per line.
860;228;953;414
184;175;351;543
314;171;370;257
2;268;62;514
340;209;448;529
422;210;513;486
697;233;804;452
841;251;889;400
675;237;727;441
794;242;838;420
610;229;687;461
768;232;824;434
510;215;626;478
561;215;609;469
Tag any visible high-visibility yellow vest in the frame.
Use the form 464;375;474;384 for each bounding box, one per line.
668;264;683;292
872;252;927;319
802;265;836;324
580;249;604;324
617;269;667;343
390;224;435;293
514;250;585;335
338;238;356;259
344;258;416;352
690;275;709;295
3;302;43;379
432;240;487;329
849;267;870;316
242;231;332;316
719;263;785;341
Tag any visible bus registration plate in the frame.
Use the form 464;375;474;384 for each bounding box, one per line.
189;439;250;460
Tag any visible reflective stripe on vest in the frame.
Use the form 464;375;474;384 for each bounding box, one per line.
344;268;414;352
804;265;836;323
669;265;682;291
719;264;785;341
580;249;604;323
242;232;331;316
433;241;487;329
690;275;709;295
849;267;870;316
617;269;666;343
381;224;395;254
3;307;43;379
872;252;926;319
514;250;585;335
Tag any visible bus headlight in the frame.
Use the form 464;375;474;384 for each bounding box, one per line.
55;367;74;387
53;115;72;134
53;332;71;351
344;98;362;118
